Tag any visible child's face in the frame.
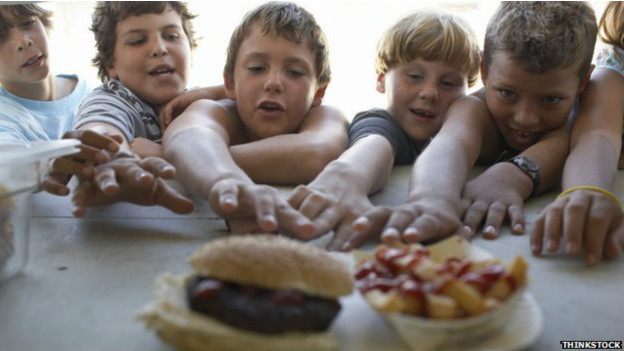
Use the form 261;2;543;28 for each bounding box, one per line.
107;7;191;107
225;25;325;141
378;59;468;141
482;52;587;150
0;17;50;87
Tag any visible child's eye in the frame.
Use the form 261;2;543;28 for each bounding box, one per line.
248;66;265;73
21;19;36;28
286;68;304;77
128;38;146;46
543;96;561;105
408;74;423;81
499;89;517;100
165;33;180;41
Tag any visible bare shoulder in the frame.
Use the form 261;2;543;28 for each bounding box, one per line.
299;104;348;131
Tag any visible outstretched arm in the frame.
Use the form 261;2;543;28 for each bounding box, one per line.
288;134;393;249
531;68;624;266
163;99;315;237
230;105;348;185
352;96;490;245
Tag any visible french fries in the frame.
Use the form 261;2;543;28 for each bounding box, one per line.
355;241;528;319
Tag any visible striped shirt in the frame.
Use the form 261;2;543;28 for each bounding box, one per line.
74;80;162;143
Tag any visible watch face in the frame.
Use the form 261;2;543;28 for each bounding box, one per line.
517;157;539;172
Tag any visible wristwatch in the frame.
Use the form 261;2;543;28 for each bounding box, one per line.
507;156;541;196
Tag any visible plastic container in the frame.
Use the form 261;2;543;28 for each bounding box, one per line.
0;140;79;282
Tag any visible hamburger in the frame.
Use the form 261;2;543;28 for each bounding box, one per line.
138;235;354;351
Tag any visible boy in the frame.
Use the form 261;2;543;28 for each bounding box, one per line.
531;2;624;266
0;3;89;143
163;2;347;237
0;4;125;198
287;10;480;250
349;2;597;247
53;1;199;216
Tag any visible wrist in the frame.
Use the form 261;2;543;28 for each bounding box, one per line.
505;156;540;197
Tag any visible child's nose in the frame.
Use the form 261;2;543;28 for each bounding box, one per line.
150;38;168;58
13;29;33;51
264;71;284;93
418;83;439;101
513;103;540;126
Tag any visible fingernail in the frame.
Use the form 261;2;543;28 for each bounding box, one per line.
341;241;352;251
531;244;540;255
565;242;578;254
264;214;276;224
404;227;420;240
513;223;524;233
484;225;496;234
463;225;472;233
546;239;556;251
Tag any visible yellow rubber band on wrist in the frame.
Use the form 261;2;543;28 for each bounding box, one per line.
557;186;622;208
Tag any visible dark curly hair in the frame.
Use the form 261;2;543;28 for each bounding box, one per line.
91;1;197;82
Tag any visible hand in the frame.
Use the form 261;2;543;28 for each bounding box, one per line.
71;153;194;216
130;137;163;158
159;88;215;129
41;130;122;196
530;189;623;266
209;178;316;239
288;184;374;250
351;196;467;247
461;169;526;239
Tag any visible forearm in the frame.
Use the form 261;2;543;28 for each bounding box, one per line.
309;135;394;195
230;131;347;185
165;127;251;198
563;131;618;190
409;137;472;201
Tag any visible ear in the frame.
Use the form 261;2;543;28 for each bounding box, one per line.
107;66;117;80
224;73;236;99
311;85;327;107
480;58;488;87
576;64;594;96
376;73;386;93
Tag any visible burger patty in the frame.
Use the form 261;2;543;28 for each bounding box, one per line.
186;275;342;334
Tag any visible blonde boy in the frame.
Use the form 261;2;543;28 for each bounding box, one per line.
351;2;597;246
163;2;347;237
287;10;480;250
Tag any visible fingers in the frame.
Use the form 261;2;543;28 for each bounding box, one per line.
64;129;121;154
507;203;525;235
138;157;176;179
349;207;392;249
462;200;488;237
213;182;240;213
482;203;507;239
71;181;93;217
152;179;194;214
49;156;95;179
93;167;120;195
561;196;589;255
583;200;614;266
41;175;71;196
530;213;546;256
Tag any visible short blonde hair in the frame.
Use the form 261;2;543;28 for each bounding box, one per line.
224;1;330;88
599;1;624;48
375;10;481;87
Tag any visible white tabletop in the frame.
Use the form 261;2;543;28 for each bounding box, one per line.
1;166;623;351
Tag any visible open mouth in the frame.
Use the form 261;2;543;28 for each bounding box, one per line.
258;101;284;112
410;108;436;119
511;128;539;144
149;65;174;77
22;54;43;67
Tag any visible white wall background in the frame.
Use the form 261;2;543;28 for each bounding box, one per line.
40;1;608;121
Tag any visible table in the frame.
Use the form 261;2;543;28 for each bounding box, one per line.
1;166;623;351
